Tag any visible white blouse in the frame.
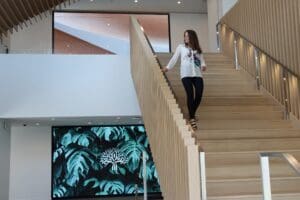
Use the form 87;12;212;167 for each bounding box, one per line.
166;44;206;78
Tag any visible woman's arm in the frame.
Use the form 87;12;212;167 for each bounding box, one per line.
165;45;181;71
199;54;207;71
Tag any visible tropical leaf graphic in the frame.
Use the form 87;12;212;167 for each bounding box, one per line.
61;129;97;147
91;127;129;141
65;150;94;187
139;160;158;181
118;140;148;173
100;180;125;195
52;125;161;198
53;185;67;198
125;184;140;194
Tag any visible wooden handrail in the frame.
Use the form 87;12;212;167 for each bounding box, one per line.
130;16;201;200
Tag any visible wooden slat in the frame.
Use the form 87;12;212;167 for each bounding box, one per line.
31;0;43;20
220;0;300;120
0;3;17;32
130;16;201;200
22;0;38;22
0;0;79;35
221;0;300;78
18;0;33;25
3;1;23;29
10;0;28;27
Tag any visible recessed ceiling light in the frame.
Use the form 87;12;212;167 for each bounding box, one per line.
134;0;138;3
90;0;94;2
107;23;111;26
177;1;181;4
36;123;40;126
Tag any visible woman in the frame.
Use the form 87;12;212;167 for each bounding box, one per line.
162;30;206;131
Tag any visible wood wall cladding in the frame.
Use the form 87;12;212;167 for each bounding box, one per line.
220;0;300;77
0;0;79;39
219;1;300;119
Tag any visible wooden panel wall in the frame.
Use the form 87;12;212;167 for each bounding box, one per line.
221;0;300;77
130;16;201;200
0;0;80;40
220;23;300;119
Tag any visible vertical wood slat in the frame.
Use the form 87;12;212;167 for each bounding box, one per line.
221;0;300;78
220;0;300;120
130;17;201;200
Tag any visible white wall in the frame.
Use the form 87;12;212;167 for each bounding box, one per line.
9;12;52;54
207;0;220;52
0;55;141;118
7;11;208;54
207;0;239;52
9;126;51;200
0;120;11;200
9;125;149;200
221;0;238;16
170;13;209;52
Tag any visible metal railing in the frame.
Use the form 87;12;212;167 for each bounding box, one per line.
199;150;207;200
217;22;300;120
259;152;300;200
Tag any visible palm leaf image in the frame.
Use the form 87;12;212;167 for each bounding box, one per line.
125;184;141;194
138;160;158;181
118;139;148;173
91;126;129;141
65;150;94;187
61;129;97;147
100;180;125;195
84;178;125;195
53;185;67;198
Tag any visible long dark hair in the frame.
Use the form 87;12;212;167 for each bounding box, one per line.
184;30;202;54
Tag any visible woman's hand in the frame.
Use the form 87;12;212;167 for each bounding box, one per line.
201;66;207;72
162;66;169;73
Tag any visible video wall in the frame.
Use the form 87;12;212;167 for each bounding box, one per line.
52;125;161;199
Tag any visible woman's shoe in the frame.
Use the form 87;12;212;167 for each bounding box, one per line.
189;118;198;131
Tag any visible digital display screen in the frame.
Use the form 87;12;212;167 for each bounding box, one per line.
52;125;161;199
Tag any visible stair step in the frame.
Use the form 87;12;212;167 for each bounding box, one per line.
199;105;283;111
177;96;277;106
208;193;300;200
196;129;300;140
205;151;300;179
191;110;284;120
198;138;300;152
207;177;300;197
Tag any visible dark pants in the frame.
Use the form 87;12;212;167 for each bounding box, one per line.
181;77;204;119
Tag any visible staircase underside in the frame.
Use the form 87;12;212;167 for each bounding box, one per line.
158;52;300;200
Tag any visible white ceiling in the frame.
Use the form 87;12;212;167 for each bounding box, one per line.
65;0;208;13
8;116;143;127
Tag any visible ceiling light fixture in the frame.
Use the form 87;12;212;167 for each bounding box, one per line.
36;123;40;126
107;23;111;26
134;0;138;3
177;1;181;4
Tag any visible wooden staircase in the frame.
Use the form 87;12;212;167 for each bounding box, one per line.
157;52;300;200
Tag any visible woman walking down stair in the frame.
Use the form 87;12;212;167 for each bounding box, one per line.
162;30;207;131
